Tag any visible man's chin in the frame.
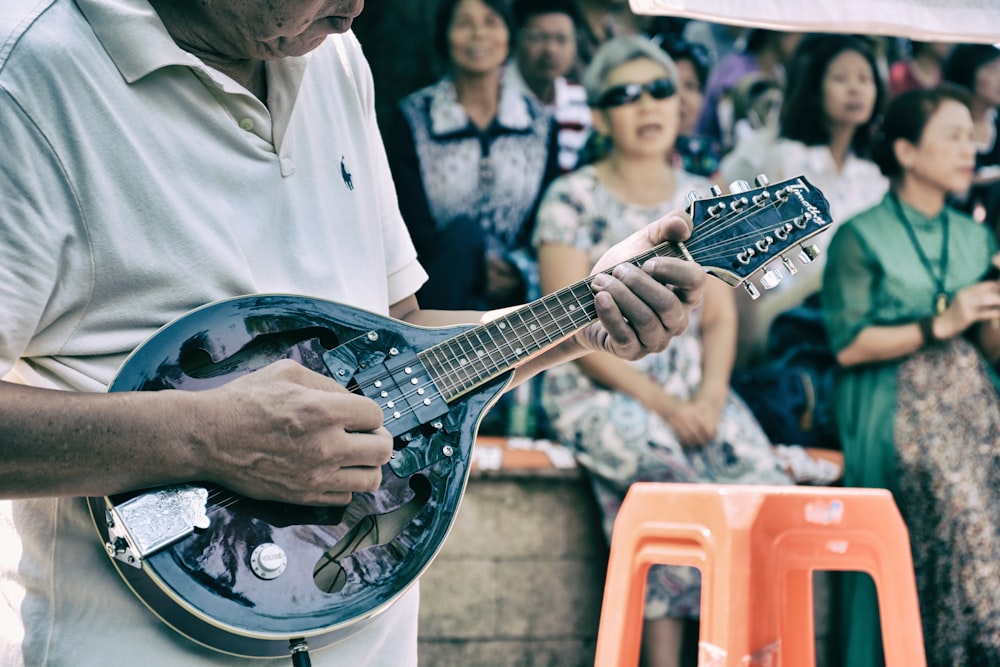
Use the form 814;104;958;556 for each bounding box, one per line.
277;24;347;58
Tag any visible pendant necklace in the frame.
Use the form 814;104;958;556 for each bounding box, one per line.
891;193;950;315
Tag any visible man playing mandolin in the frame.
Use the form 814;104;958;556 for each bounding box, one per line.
0;0;705;665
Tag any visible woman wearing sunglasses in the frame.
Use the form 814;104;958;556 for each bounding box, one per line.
532;35;794;667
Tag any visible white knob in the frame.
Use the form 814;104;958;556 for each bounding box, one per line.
251;543;288;580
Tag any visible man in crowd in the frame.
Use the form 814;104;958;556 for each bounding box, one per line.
508;0;592;172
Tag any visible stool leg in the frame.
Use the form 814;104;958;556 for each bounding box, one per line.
594;542;652;667
780;567;816;664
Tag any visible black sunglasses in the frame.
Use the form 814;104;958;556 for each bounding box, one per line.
595;77;677;109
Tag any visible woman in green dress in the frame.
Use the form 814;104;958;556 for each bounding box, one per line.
822;86;1000;667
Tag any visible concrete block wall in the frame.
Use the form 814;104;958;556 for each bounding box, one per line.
418;470;608;667
414;443;841;667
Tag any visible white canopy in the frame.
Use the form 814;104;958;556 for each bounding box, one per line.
629;0;1000;43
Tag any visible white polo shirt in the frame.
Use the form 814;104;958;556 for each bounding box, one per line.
0;0;426;664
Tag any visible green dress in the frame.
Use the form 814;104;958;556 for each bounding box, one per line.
821;194;1000;667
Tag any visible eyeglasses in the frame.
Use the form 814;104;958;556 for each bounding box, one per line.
594;77;677;109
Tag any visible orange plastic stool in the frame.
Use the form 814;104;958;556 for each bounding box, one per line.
593;483;925;667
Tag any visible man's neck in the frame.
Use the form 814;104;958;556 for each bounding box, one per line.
521;70;556;105
147;0;267;100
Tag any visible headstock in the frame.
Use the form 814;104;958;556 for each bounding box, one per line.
682;174;833;299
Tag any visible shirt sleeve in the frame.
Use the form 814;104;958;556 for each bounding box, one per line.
343;32;427;304
0;88;82;377
821;223;879;353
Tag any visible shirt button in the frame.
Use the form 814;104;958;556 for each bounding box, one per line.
238;118;254;131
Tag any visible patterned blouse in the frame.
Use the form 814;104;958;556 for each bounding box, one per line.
390;72;557;260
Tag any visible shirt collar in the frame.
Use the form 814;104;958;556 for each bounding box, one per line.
428;71;536;137
76;0;310;98
76;0;202;83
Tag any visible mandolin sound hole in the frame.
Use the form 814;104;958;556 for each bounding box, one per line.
312;474;431;594
179;326;340;379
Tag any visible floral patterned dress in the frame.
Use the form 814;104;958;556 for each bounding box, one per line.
533;165;793;620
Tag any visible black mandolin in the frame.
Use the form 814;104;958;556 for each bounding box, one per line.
87;175;832;659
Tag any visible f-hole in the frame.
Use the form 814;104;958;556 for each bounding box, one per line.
179;327;341;379
312;474;432;593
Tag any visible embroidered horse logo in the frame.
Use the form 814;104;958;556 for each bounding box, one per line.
341;156;354;191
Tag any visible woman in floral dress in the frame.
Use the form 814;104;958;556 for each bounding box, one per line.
533;35;792;667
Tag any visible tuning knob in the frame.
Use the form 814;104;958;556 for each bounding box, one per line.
743;282;761;300
708;202;728;217
798;244;822;264
686;190;702;206
754;174;770;187
759;265;783;290
781;255;798;275
729;179;752;194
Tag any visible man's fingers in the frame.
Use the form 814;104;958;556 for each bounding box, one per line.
332;430;394;468
262;359;386;432
592;263;692;348
645;210;695;244
592;211;694;275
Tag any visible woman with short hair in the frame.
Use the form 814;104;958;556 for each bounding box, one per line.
534;35;793;667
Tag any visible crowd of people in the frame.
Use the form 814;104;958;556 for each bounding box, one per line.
372;2;1000;666
1;0;999;666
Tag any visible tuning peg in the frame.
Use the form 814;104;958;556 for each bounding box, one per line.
781;255;798;275
709;184;724;197
759;265;783;289
752;190;771;206
743;282;762;300
685;190;702;206
728;179;751;194
708;201;728;217
798;244;821;264
754;174;770;187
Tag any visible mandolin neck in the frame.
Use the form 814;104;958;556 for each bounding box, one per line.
417;240;690;402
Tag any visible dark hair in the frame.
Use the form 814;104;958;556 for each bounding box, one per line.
433;0;515;64
779;34;885;157
510;0;583;31
942;44;1000;92
871;85;973;179
661;38;711;90
745;29;781;54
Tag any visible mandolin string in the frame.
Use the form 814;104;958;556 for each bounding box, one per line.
198;197;824;513
408;197;811;390
351;197;817;409
371;205;820;411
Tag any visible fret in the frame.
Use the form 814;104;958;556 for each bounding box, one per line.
420;246;686;401
419;278;602;401
513;307;544;353
473;325;504;371
493;315;528;363
425;342;463;398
